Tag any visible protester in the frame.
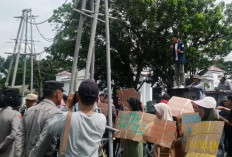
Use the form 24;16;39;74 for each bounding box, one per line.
154;102;174;156
60;94;71;112
218;77;231;92
170;35;186;88
217;96;232;156
160;94;171;104
115;98;124;115
0;89;21;157
217;77;231;105
99;92;105;103
192;97;225;157
47;79;106;157
217;95;232;157
15;81;64;157
122;97;143;157
192;97;217;120
103;94;117;122
187;75;206;99
19;93;38;116
154;103;173;121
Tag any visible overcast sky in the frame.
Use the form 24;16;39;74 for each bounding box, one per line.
0;0;70;59
0;0;231;60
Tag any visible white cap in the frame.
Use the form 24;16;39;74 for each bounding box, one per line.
25;94;38;101
192;97;217;109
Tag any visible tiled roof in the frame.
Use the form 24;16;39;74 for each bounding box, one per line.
208;66;224;72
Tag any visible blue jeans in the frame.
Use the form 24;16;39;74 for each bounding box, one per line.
217;131;225;157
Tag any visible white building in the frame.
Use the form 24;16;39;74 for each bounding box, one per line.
138;70;153;105
201;66;225;91
55;69;154;104
56;70;85;95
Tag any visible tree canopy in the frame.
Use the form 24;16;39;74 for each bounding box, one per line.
1;0;232;92
47;0;232;91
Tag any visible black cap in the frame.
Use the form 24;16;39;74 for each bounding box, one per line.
43;81;64;92
78;79;99;99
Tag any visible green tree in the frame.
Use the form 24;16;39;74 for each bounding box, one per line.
47;0;232;90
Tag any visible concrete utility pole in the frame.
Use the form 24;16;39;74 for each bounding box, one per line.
69;0;87;94
30;10;34;93
71;1;114;156
104;0;113;156
22;10;29;96
5;12;24;87
90;0;95;80
11;9;27;87
84;0;101;79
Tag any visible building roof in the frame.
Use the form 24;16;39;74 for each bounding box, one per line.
208;66;224;73
56;71;71;76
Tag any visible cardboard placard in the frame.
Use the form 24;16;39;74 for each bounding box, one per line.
185;121;224;156
182;113;201;152
97;103;108;116
143;119;176;148
114;111;156;143
167;96;194;117
185;152;215;157
117;88;141;111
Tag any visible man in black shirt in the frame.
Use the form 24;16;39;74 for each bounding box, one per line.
217;95;232;156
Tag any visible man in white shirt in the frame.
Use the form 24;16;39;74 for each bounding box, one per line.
47;79;106;157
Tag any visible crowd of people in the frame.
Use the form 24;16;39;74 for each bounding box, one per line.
0;79;107;157
0;76;232;157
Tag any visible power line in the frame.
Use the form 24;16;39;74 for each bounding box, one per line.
33;19;54;42
27;0;68;25
27;42;49;55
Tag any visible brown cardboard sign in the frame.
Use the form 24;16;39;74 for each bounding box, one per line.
182;113;201;152
185;121;224;156
114;111;156;143
117;88;141;111
167;96;194;117
143;119;176;148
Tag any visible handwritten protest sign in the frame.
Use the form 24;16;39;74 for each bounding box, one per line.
186;152;215;157
182;113;201;152
143;119;176;148
167;96;194;117
97;103;108;116
117;88;140;111
114;111;156;143
185;121;224;156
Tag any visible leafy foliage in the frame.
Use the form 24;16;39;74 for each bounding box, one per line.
47;0;232;90
2;0;232;92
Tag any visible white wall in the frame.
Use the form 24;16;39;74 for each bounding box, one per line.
139;82;153;105
56;70;85;95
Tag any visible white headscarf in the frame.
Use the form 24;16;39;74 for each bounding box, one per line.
154;103;173;121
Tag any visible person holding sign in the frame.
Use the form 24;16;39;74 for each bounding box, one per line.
170;35;186;88
192;97;225;157
154;103;173;121
154;103;174;157
192;97;217;121
123;97;143;157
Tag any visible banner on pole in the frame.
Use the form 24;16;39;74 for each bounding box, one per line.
185;121;224;156
167;96;194;117
117;88;141;111
143;119;176;148
114;111;156;143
